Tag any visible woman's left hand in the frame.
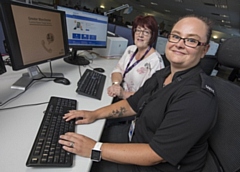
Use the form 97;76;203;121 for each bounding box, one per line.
59;132;96;158
107;84;123;98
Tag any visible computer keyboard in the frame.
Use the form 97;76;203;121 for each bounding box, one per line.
26;96;77;167
76;69;106;100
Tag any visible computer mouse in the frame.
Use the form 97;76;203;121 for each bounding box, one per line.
53;77;71;85
93;68;105;73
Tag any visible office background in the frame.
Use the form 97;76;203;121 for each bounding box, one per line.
55;0;240;43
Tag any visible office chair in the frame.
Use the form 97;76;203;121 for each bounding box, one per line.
202;76;240;172
216;37;240;81
200;55;218;75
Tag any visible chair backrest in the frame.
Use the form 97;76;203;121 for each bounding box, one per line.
200;55;218;75
202;77;240;172
217;37;240;69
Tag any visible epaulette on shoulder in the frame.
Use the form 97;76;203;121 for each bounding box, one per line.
200;73;215;95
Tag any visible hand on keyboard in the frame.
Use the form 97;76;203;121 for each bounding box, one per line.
63;110;96;125
59;132;96;158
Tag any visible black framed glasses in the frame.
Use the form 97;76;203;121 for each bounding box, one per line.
134;29;151;36
168;34;207;48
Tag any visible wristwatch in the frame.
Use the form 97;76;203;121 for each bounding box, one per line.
112;81;120;85
91;142;102;162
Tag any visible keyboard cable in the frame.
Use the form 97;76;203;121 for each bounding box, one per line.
0;79;50;109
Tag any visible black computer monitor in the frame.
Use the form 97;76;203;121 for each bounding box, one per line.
0;1;69;90
107;23;116;33
57;6;108;65
114;25;134;46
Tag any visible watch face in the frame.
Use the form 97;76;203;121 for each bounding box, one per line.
91;150;101;162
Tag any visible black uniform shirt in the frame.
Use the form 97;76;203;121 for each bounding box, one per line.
127;64;218;172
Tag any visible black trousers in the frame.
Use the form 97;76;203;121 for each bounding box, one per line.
90;123;136;172
90;121;162;172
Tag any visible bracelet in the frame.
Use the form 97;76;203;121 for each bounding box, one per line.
112;81;120;85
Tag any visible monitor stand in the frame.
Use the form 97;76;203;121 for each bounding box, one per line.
64;48;90;66
11;66;63;91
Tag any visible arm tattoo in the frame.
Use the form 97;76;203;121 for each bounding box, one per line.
108;107;127;118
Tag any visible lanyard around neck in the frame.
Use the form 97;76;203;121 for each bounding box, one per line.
123;46;151;79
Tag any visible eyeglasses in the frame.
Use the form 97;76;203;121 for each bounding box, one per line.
168;34;207;48
135;29;151;36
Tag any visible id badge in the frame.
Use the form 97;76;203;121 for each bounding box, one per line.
128;118;136;142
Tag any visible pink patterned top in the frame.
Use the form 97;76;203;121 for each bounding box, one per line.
111;45;165;92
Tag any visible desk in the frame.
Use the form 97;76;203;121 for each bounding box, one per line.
0;57;118;172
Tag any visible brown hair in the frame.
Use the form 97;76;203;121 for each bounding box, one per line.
132;15;158;46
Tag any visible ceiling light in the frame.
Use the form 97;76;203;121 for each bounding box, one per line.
221;20;231;24
151;2;158;5
186;8;193;12
215;4;228;9
220;14;229;18
140;5;145;7
211;13;229;18
224;25;231;28
145;13;155;16
100;5;105;9
164;9;171;13
212;35;218;39
175;0;183;2
204;3;227;9
204;3;215;6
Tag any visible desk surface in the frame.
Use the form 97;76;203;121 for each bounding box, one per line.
0;57;118;172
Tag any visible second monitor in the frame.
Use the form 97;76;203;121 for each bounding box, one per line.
57;6;108;65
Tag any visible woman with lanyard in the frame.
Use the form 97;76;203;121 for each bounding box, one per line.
107;15;165;101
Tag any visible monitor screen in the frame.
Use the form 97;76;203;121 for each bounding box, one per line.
114;25;133;46
57;6;108;65
0;1;69;90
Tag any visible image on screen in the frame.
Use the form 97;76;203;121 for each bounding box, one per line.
12;5;66;65
57;6;108;65
0;1;69;90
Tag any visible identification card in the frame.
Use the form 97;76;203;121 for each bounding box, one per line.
128;118;136;142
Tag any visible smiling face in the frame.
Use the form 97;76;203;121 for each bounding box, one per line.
165;17;210;71
134;26;152;49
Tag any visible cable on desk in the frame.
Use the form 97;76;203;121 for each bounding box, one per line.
37;65;47;78
0;101;48;111
36;61;53;78
0;88;27;107
0;78;51;107
78;65;82;78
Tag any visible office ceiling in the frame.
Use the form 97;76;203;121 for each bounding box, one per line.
96;0;240;42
